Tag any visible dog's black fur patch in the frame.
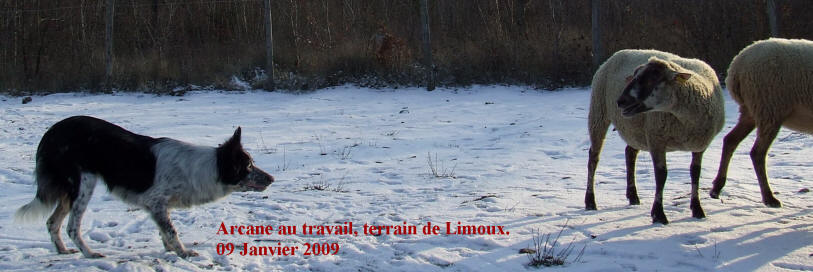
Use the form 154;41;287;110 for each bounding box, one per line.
35;116;159;202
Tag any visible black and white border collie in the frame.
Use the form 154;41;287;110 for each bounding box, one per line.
15;115;274;258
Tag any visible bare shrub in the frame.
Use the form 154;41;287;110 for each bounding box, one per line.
427;152;456;178
524;221;586;268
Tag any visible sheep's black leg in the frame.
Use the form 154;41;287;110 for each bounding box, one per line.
625;146;640;205
750;123;782;208
711;108;755;199
690;152;705;219
586;117;610;211
650;151;668;225
586;146;601;210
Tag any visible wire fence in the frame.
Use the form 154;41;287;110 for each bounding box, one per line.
2;0;812;93
0;0;267;14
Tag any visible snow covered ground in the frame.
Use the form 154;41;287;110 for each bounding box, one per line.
0;85;811;271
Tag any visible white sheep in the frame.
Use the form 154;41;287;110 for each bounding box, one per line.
710;38;813;207
586;49;725;224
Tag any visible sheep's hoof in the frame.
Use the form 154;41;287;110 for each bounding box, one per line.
651;215;669;225
651;207;669;225
691;199;705;219
626;188;640;205
710;178;725;199
763;197;782;208
709;190;721;199
692;209;706;219
585;193;597;210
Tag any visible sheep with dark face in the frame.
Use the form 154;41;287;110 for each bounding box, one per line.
586;49;725;224
710;38;813;207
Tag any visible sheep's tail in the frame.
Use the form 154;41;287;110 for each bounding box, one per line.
725;68;744;105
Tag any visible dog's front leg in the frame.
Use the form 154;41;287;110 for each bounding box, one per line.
148;203;198;258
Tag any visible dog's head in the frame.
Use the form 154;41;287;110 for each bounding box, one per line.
216;127;274;192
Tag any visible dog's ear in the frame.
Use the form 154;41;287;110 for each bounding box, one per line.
221;127;242;148
231;127;242;145
217;127;250;184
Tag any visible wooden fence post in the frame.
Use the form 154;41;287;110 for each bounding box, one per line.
591;0;602;73
420;0;435;91
105;0;114;92
264;0;275;91
766;0;779;37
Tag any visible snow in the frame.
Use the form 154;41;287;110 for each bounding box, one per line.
0;85;811;271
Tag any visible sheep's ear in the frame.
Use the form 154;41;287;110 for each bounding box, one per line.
672;72;692;84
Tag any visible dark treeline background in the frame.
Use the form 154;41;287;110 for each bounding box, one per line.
2;0;812;93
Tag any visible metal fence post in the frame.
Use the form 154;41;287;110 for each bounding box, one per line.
264;0;275;91
591;0;602;73
420;0;435;91
105;0;114;92
766;0;779;37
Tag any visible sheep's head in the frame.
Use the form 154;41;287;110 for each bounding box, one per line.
617;57;692;117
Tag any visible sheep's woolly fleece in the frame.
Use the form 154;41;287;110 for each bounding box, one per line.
589;49;724;153
725;38;813;134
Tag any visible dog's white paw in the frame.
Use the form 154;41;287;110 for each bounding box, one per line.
57;249;79;254
178;250;199;258
85;252;105;258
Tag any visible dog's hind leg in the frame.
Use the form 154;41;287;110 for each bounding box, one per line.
47;197;77;254
147;202;198;258
67;173;104;258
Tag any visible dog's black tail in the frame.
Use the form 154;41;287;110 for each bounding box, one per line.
15;157;74;223
15;197;54;223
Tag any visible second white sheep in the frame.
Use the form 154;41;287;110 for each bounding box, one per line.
710;38;813;208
